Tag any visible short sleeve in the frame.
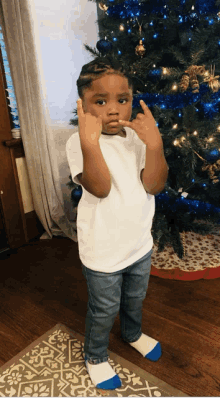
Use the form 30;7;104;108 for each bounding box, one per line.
131;128;146;173
139;142;146;172
66;132;83;185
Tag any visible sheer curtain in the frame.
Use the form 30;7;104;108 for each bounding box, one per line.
0;0;77;241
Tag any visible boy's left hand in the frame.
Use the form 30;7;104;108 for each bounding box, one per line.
119;100;163;149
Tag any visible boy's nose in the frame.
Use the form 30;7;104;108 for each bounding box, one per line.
107;108;119;115
106;103;120;112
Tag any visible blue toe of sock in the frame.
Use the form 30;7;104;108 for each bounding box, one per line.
145;342;162;362
97;375;122;390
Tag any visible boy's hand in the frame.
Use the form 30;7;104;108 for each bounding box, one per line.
77;99;102;145
119;100;163;149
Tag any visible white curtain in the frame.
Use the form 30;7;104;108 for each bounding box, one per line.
0;0;77;241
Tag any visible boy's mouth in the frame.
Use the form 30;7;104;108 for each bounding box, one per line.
108;119;119;123
108;122;119;127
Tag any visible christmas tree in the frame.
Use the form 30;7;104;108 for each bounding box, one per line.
69;0;220;258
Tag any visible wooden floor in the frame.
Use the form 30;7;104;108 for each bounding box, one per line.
0;236;220;397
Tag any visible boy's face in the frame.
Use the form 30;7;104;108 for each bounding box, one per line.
81;73;133;137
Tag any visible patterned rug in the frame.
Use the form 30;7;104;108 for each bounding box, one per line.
0;324;187;397
151;224;220;280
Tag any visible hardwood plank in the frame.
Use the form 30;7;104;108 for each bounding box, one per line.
144;298;220;342
0;237;220;396
111;311;220;396
147;277;220;327
149;276;220;302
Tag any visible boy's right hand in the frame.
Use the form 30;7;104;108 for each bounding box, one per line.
77;98;102;145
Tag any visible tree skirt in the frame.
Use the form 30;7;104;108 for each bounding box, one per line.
151;225;220;281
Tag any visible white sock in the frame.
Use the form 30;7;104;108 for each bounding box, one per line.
85;360;121;389
129;333;162;361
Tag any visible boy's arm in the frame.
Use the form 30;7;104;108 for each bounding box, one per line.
118;99;168;196
141;143;168;196
78;140;111;199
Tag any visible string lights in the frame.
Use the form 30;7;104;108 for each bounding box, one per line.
95;0;220;232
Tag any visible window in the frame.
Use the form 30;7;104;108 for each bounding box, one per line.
0;24;20;129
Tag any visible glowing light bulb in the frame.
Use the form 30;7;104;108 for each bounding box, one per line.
174;139;179;146
181;136;186;142
119;24;124;31
172;84;177;90
217;125;220;131
153;64;156;68
191;5;195;10
208;137;214;142
193;131;198;135
163;68;167;74
173;124;178;129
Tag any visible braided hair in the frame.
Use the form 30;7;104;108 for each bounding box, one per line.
77;56;134;99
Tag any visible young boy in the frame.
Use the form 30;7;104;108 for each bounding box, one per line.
66;56;168;390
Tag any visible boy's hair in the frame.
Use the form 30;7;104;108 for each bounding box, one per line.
77;56;134;99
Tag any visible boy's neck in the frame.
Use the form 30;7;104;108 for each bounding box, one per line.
102;128;126;138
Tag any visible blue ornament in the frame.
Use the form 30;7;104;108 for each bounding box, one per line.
96;39;113;55
195;0;218;14
205;149;220;162
148;69;161;81
201;102;219;119
71;186;82;206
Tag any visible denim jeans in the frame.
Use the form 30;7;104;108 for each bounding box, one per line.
82;249;153;364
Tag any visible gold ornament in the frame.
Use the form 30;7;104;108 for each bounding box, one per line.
135;21;145;58
179;65;206;93
179;74;190;92
194;150;220;184
202;160;220;184
203;65;220;93
190;77;200;93
135;40;146;57
210;79;220;92
99;2;108;11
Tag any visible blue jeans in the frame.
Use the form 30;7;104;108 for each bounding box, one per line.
82;249;152;364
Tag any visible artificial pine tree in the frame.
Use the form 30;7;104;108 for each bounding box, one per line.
69;0;220;258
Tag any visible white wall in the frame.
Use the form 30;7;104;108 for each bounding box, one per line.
34;0;99;128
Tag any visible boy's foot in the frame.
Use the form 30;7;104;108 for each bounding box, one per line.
85;357;121;390
129;333;162;361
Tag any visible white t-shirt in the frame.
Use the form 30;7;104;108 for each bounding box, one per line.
66;127;155;273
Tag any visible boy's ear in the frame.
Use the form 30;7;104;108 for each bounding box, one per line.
80;97;85;110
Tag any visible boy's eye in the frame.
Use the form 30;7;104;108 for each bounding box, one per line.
95;99;128;105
